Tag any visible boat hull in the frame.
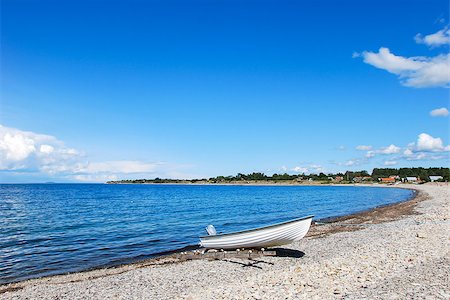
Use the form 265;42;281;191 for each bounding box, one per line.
199;215;313;249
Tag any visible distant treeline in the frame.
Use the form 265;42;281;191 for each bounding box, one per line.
371;167;449;181
107;167;449;184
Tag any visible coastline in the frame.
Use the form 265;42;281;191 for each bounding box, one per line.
1;183;448;299
106;180;427;190
0;184;416;285
107;181;384;186
307;187;421;238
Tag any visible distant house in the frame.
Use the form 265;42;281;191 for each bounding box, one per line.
429;175;443;182
405;176;419;183
353;176;372;183
334;176;344;182
353;176;363;183
389;175;400;180
379;177;395;183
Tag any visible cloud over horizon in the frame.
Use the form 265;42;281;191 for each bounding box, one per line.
340;133;449;169
291;164;325;174
0;125;193;182
0;125;81;172
1;125;447;181
415;133;449;152
379;144;401;155
356;145;372;151
384;160;398;166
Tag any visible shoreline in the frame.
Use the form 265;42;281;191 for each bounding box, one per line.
318;186;418;223
0;185;422;287
107;181;405;187
2;183;448;299
306;187;423;238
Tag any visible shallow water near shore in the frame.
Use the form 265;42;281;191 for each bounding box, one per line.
0;184;413;284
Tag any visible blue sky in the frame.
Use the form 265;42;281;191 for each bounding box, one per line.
1;0;449;182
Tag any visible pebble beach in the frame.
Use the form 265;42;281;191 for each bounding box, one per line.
1;183;449;299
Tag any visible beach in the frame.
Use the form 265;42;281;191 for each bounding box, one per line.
1;183;449;299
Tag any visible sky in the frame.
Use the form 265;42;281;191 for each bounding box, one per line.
1;0;449;183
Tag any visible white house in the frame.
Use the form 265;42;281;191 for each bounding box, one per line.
429;175;443;182
405;176;418;183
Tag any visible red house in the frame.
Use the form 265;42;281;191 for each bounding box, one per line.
379;177;395;183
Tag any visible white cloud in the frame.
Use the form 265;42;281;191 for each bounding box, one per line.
337;145;346;151
380;144;401;154
344;159;359;166
61;148;79;155
0;132;36;161
405;152;430;160
0;125;71;170
363;47;423;74
79;161;162;174
73;174;119;182
416;133;447;151
310;164;325;173
403;149;413;156
291;164;324;174
346;133;449;164
365;150;375;158
384;160;397;166
415;28;450;47
401;133;450;160
0;124;192;182
292;166;309;173
409;152;427;160
356;145;372;151
361;47;450;88
40;144;55;154
430;107;449;117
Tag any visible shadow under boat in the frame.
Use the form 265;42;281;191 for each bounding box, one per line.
176;247;305;262
220;248;304;269
271;247;305;258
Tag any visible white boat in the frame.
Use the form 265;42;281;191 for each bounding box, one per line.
199;215;313;249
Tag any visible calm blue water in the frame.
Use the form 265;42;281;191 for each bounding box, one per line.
0;184;413;284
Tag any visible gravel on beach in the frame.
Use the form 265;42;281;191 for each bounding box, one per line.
1;184;449;299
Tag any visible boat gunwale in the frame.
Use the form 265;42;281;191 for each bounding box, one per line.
199;215;314;239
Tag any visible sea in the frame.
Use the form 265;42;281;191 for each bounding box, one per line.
0;184;414;284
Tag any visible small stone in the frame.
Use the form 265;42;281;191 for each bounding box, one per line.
252;293;262;299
